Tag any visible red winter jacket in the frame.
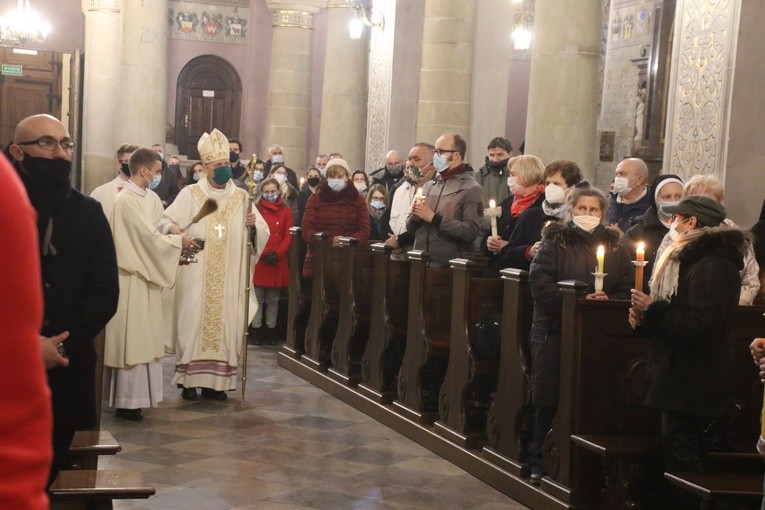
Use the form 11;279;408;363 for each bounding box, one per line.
254;197;293;288
301;180;370;277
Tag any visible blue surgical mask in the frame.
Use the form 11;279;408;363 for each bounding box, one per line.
433;154;449;173
263;191;279;203
148;174;161;190
328;178;347;192
658;200;680;216
272;154;284;164
370;199;385;210
193;173;202;182
254;170;264;182
213;165;232;185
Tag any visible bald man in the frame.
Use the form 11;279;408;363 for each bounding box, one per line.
6;114;119;486
608;157;651;232
369;149;404;192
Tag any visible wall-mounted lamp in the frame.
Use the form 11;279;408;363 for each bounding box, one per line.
511;8;533;50
348;0;384;40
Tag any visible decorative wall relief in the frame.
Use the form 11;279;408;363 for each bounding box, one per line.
365;0;397;171
664;0;740;180
168;2;249;45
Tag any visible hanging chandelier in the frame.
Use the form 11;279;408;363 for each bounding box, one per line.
0;0;51;46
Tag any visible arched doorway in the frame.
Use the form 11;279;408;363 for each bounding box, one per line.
174;55;241;159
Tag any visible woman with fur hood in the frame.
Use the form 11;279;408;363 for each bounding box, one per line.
528;186;634;483
630;196;749;477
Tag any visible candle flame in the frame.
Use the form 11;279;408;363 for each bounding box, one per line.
489;199;496;208
637;241;645;251
597;245;605;255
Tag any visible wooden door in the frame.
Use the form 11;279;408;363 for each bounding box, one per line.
0;47;62;145
175;55;241;159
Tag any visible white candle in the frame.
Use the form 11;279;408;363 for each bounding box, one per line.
596;245;605;274
489;199;498;237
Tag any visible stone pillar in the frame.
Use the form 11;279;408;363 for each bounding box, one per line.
80;0;122;194
266;3;323;170
319;0;368;170
524;0;601;179
115;0;167;149
415;0;477;145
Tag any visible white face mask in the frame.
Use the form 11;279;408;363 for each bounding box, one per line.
354;182;367;192
274;173;287;185
668;218;689;241
507;176;518;195
572;214;601;233
272;154;284;164
545;183;565;205
613;176;632;196
327;178;346;192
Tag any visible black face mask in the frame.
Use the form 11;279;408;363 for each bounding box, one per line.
307;176;321;187
387;164;403;176
486;157;509;170
120;162;131;176
20;154;72;191
230;151;240;163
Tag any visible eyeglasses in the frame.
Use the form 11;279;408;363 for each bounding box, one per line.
17;136;76;151
434;148;458;156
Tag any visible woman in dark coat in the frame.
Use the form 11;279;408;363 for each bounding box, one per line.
630;196;747;474
622;174;683;292
528;186;634;482
484;154;546;277
252;178;293;345
301;158;370;278
500;160;583;271
297;166;322;225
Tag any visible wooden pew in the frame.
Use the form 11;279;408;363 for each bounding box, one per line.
303;233;345;371
553;281;765;508
434;259;503;448
393;251;453;424
49;470;155;509
284;226;310;358
483;268;536;477
358;243;411;404
66;430;121;470
328;237;375;386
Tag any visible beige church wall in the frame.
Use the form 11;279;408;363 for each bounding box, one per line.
723;0;765;229
166;0;273;160
505;58;531;156
468;0;513;168
385;0;424;165
596;0;657;189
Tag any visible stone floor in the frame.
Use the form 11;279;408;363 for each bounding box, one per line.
103;346;527;509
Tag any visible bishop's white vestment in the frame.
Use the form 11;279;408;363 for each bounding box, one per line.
160;178;269;391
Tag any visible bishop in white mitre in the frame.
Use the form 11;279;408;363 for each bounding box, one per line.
104;148;194;421
159;128;269;401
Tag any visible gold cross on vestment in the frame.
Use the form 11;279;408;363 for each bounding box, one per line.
214;223;227;238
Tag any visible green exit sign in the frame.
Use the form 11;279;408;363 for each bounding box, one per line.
1;64;23;76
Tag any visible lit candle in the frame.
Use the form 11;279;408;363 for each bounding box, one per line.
635;241;645;291
300;177;305;187
596;245;605;274
489;199;498;237
415;187;424;201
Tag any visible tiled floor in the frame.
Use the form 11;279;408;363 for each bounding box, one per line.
103;347;528;509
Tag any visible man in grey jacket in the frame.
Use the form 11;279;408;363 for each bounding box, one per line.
406;133;484;267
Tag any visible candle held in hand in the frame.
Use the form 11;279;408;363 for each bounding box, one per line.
636;241;645;262
634;241;646;291
489;199;498;237
596;245;605;274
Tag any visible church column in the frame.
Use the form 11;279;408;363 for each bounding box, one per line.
80;0;122;194
318;0;368;170
265;4;321;170
115;0;168;149
524;0;601;178
415;0;477;146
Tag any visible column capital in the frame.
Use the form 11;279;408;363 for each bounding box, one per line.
271;10;314;29
82;0;121;12
326;0;353;9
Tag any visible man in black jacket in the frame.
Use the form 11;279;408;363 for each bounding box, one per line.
7;114;119;486
630;196;748;474
369;149;404;192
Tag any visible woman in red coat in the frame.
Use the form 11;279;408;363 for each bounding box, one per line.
252;178;293;345
301;158;370;278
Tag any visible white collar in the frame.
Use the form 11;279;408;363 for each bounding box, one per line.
124;180;147;197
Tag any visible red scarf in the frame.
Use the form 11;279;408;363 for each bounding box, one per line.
510;184;544;218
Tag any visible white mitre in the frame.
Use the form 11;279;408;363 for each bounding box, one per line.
198;128;230;165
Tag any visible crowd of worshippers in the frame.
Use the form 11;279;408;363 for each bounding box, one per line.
5;113;765;508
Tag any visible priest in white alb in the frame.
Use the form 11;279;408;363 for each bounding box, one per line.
104;148;196;421
159;129;269;401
